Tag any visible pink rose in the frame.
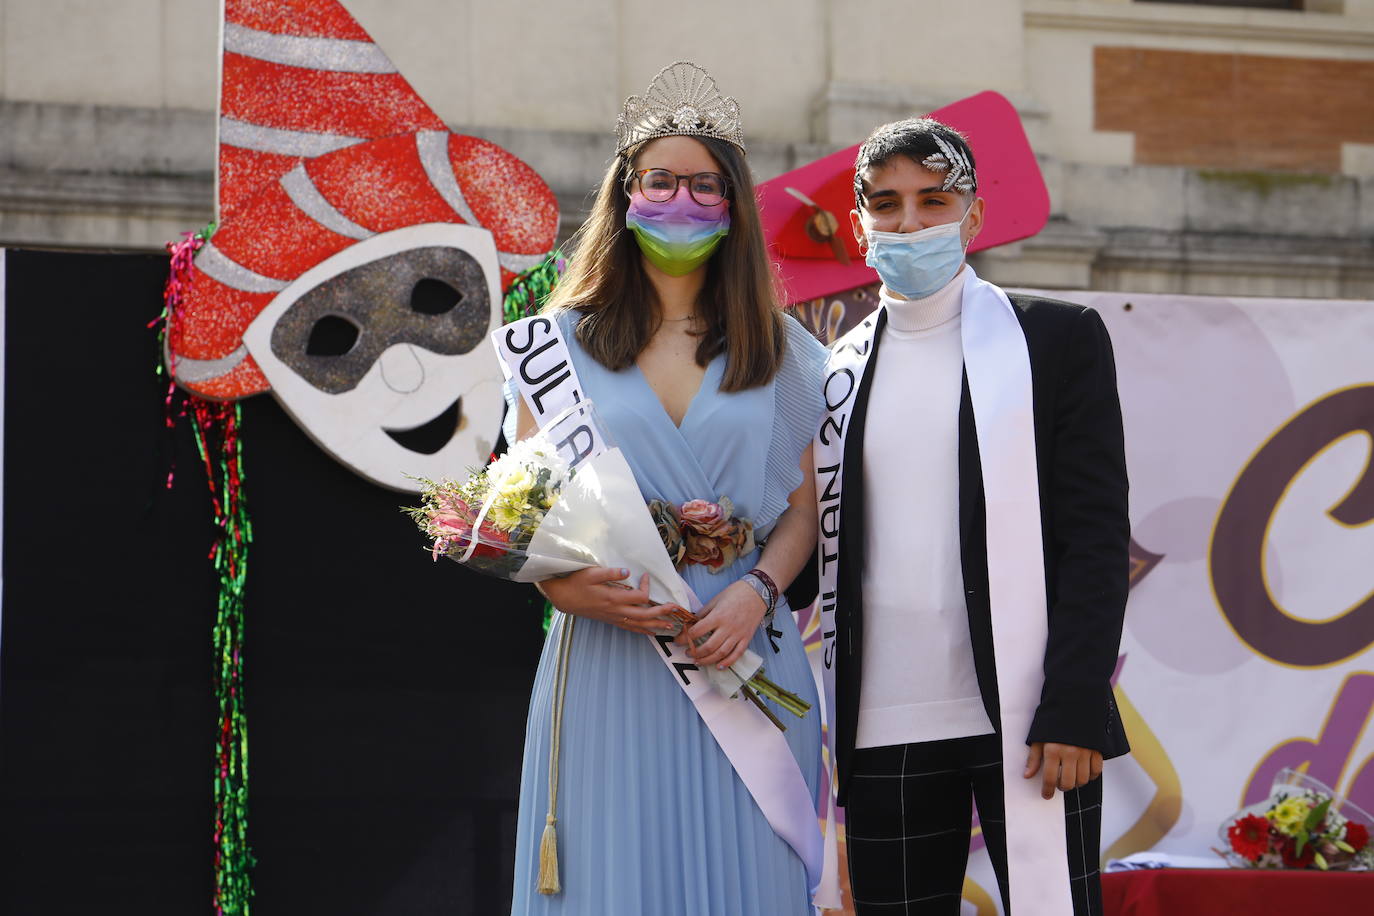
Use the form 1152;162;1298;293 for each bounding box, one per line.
679;499;731;537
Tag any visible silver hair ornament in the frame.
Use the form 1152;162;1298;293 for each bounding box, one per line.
922;134;976;193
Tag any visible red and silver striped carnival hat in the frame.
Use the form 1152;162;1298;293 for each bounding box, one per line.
168;0;559;401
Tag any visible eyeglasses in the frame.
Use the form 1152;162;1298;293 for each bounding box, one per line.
625;169;729;206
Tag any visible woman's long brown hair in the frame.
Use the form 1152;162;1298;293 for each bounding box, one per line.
543;136;785;392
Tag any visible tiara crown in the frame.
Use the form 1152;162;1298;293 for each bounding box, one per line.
616;61;745;155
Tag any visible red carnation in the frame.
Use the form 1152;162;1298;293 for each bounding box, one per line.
1345;822;1370;852
1227;814;1271;862
1280;836;1316;869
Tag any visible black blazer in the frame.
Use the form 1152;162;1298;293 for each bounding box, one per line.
792;293;1132;806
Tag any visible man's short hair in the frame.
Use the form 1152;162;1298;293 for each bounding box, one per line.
853;118;978;209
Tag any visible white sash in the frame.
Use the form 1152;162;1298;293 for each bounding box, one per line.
811;311;877;911
493;314;826;903
813;268;1072;915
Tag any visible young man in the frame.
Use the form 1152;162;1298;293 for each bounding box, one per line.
811;119;1130;915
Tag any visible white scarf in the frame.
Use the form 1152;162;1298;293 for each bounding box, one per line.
813;267;1072;914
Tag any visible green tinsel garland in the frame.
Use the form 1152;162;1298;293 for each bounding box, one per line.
156;224;255;915
191;401;255;916
502;249;565;325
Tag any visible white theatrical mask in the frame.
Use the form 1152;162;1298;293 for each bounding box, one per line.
243;223;506;492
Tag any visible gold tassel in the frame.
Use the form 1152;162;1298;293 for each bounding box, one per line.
537;612;574;896
537;814;561;895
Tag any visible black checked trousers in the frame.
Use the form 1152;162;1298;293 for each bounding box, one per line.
845;734;1103;915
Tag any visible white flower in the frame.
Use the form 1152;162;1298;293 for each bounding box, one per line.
486;433;564;483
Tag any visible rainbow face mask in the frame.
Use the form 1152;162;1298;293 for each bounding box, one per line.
625;191;730;276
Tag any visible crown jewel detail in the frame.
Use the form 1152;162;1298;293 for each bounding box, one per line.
616;61;745;155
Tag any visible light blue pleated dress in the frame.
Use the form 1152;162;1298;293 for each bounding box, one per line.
508;311;828;916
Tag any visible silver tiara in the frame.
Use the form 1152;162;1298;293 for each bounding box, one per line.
922;134;976;193
615;61;745;155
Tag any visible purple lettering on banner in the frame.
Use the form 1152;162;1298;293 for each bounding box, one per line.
1242;673;1374;807
1211;385;1374;667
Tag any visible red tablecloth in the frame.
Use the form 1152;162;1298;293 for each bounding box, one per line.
1103;868;1374;915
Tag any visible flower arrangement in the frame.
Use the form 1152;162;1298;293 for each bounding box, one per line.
407;431;572;578
1219;769;1374;871
648;496;756;573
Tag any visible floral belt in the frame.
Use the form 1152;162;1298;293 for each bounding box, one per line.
647;496;756;574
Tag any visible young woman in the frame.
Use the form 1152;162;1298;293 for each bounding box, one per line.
504;63;827;915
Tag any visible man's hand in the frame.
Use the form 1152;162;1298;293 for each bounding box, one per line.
1024;742;1103;800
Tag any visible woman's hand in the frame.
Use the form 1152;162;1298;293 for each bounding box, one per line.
538;568;679;636
681;580;767;670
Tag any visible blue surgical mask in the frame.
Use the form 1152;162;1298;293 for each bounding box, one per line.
863;201;975;299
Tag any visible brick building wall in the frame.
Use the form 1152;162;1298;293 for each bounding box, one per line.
1095;47;1374;172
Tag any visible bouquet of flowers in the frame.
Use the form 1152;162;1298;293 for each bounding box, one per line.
1218;769;1374;870
407;401;810;727
409;431;582;579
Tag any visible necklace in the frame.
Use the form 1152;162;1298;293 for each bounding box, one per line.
662;314;696;322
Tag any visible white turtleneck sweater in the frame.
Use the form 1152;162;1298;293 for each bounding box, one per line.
856;269;995;749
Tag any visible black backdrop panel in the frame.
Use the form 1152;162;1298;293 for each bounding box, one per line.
0;249;545;915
